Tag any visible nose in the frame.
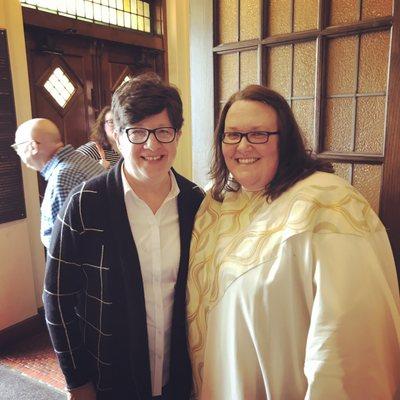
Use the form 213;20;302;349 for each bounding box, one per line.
236;135;252;151
143;132;161;150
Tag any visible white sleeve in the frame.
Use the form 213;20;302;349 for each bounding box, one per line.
304;231;400;399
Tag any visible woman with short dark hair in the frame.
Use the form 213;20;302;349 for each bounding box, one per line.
77;105;120;168
187;85;400;399
44;73;204;400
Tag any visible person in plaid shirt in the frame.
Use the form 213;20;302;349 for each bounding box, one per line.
13;118;104;248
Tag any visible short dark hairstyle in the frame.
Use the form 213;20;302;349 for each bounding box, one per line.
111;72;183;134
211;85;334;202
89;106;112;150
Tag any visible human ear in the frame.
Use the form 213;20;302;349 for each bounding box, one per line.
30;141;40;155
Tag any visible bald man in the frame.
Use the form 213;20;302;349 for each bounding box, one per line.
13;118;104;248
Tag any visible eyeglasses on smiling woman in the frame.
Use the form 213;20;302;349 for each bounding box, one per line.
125;127;177;144
222;131;280;144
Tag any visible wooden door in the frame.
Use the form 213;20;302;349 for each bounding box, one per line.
25;26;163;147
99;40;165;107
25;26;95;148
24;25;163;200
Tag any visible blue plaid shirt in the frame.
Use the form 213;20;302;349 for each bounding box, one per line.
40;144;105;248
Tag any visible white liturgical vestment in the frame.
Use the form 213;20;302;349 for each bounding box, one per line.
187;172;400;399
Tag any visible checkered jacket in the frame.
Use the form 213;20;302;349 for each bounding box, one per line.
43;161;204;399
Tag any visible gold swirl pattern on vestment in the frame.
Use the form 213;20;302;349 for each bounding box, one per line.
186;172;383;398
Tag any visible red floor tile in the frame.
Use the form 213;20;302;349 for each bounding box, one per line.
0;331;66;392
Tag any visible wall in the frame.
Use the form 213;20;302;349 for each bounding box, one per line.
189;0;214;187
166;0;192;180
0;0;45;330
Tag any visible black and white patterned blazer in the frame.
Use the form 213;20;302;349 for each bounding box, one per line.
43;160;204;400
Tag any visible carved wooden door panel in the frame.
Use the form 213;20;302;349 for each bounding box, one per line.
25;26;95;148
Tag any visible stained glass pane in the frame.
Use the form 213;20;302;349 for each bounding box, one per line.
326;36;357;95
358;30;390;94
85;1;94;19
138;15;144;31
355;96;385;154
67;2;76;15
353;164;382;213
268;0;291;35
19;0;152;32
123;0;130;12
332;162;352;183
101;5;110;23
93;3;101;20
109;8;117;25
292;99;315;149
219;0;238;43
43;67;76;108
143;2;150;17
137;1;143;15
329;0;359;25
362;0;393;19
131;14;138;29
324;98;353;152
294;0;318;32
218;53;239;102
293;41;316;97
117;10;124;26
124;11;131;28
240;0;260;40
76;1;85;17
267;45;291;99
240;50;258;89
144;17;150;33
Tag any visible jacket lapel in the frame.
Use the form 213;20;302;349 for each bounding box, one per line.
105;161;152;399
168;171;203;399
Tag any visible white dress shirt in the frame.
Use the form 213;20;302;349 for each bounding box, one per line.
121;167;181;396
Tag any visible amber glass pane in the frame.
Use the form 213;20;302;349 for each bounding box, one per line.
219;0;238;43
326;36;357;95
293;41;316;97
240;51;258;89
355;96;385;153
324;98;353;152
358;30;390;93
292;99;315;149
267;45;291;99
362;0;393;19
240;0;260;40
294;0;318;31
353;164;382;213
329;0;359;25
218;53;239;102
332;163;352;183
268;0;291;35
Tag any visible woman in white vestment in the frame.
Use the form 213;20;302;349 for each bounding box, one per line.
187;85;400;399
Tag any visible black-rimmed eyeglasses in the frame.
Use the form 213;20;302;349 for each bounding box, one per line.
222;131;280;144
125;127;177;144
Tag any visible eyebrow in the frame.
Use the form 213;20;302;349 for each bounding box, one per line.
224;125;266;131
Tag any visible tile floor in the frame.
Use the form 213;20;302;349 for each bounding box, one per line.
0;330;66;392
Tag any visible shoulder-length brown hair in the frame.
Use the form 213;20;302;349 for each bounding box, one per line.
210;85;333;202
89;106;112;150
